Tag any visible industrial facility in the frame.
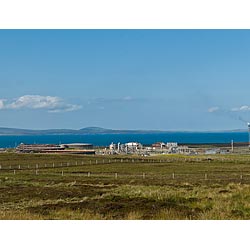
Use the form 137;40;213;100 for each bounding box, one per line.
104;141;196;155
14;140;243;156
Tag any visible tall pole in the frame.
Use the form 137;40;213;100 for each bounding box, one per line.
248;123;250;150
231;140;234;153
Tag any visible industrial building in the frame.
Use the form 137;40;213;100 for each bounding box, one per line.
125;142;142;151
16;143;63;153
152;142;166;149
16;143;95;154
107;142;143;154
166;142;178;148
60;143;93;149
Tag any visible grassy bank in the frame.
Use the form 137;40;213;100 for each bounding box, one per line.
1;153;250;219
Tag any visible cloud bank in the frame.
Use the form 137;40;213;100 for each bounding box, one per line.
207;104;250;124
0;95;82;113
208;105;250;113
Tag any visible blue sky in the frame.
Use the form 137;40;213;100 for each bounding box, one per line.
1;30;250;130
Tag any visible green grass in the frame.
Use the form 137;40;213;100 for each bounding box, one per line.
1;153;250;219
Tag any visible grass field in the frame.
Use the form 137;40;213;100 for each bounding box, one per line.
1;152;250;219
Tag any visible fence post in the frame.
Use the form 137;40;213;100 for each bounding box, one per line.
205;173;207;180
36;170;38;175
96;160;98;164
14;170;16;175
9;165;11;169
240;174;243;180
115;173;118;179
45;163;47;167
88;172;90;177
0;165;1;169
36;164;38;169
76;161;78;166
62;171;64;176
172;173;175;179
53;163;55;167
18;165;21;169
143;173;145;179
67;162;69;167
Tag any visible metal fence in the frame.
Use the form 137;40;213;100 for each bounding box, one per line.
1;157;250;183
0;156;249;170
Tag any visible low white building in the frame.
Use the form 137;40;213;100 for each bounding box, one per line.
166;142;178;148
125;142;142;150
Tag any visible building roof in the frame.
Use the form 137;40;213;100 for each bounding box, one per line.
61;143;93;146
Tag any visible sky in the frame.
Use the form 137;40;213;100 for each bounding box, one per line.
1;29;250;131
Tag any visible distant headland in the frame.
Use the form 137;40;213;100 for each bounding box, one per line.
0;126;247;135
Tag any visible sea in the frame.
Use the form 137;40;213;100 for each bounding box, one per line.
0;132;249;148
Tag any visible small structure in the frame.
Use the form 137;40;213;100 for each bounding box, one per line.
125;142;142;152
205;149;220;155
177;146;191;154
109;142;116;150
152;142;166;149
166;142;178;154
166;142;178;148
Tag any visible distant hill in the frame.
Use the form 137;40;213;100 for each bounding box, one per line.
79;127;167;134
0;126;166;135
0;126;247;135
0;127;78;135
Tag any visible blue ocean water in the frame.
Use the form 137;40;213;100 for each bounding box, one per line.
0;132;248;148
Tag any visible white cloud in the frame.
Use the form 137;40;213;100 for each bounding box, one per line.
231;105;250;112
0;95;81;113
208;107;219;113
48;104;82;113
